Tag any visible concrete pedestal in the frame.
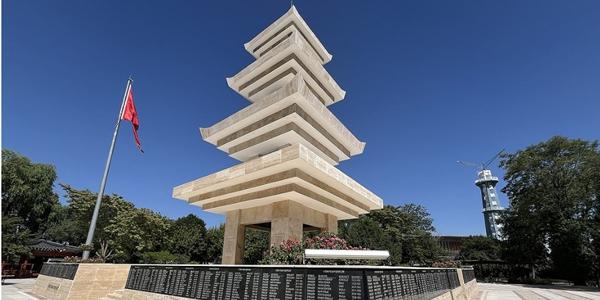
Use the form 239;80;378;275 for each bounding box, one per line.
222;200;338;264
222;210;246;265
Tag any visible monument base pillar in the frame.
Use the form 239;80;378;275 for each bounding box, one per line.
220;200;345;263
325;214;338;234
222;210;245;264
270;201;303;247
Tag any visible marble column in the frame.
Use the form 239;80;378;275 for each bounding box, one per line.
325;214;338;234
270;201;303;247
222;210;245;264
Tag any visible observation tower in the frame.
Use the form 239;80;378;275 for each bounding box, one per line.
475;170;503;239
458;149;506;240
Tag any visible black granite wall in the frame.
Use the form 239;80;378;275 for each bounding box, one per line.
39;263;79;280
125;265;463;300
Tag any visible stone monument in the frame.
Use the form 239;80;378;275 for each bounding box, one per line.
173;6;383;264
31;8;478;300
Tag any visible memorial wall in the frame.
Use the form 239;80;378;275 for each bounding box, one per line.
34;263;477;300
124;264;461;300
39;263;79;280
461;268;476;283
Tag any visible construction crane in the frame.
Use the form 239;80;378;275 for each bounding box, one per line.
457;149;506;240
457;149;505;171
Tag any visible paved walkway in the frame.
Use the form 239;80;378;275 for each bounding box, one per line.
3;279;600;300
475;283;600;300
1;279;39;300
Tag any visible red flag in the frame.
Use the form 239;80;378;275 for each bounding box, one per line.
121;85;143;152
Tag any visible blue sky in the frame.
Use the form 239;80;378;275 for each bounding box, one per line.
4;1;599;235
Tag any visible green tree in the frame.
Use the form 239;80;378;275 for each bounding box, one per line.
140;251;189;264
167;214;208;263
1;215;33;263
500;136;600;285
340;204;444;266
47;184;137;247
44;204;84;244
457;236;501;261
591;198;600;286
244;228;269;264
2;149;59;233
340;216;398;262
206;225;224;264
104;208;171;262
47;184;171;262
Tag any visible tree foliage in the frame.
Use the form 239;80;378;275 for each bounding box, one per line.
1;149;59;262
2;149;59;233
104;207;171;262
206;225;224;264
46;184;172;262
457;236;501;261
243;228;270;264
1;215;34;263
140;251;189;264
46;184;218;264
340;204;444;266
500;136;600;285
167;214;208;263
47;184;135;246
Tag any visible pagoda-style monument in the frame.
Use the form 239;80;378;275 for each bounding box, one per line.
173;6;383;264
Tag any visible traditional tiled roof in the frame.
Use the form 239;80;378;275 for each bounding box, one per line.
28;239;82;253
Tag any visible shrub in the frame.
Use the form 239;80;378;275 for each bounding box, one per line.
140;251;189;264
63;256;104;263
260;239;304;265
431;259;460;268
260;232;378;265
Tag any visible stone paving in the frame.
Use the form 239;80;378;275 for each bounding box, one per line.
474;283;600;300
1;279;39;300
3;278;600;300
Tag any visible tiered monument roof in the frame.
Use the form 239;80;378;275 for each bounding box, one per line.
227;6;344;106
202;75;364;165
174;6;382;222
244;6;332;64
173;144;382;220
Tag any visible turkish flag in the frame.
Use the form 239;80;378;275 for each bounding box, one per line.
122;85;143;153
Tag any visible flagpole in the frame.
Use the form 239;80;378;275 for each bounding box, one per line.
82;77;133;259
